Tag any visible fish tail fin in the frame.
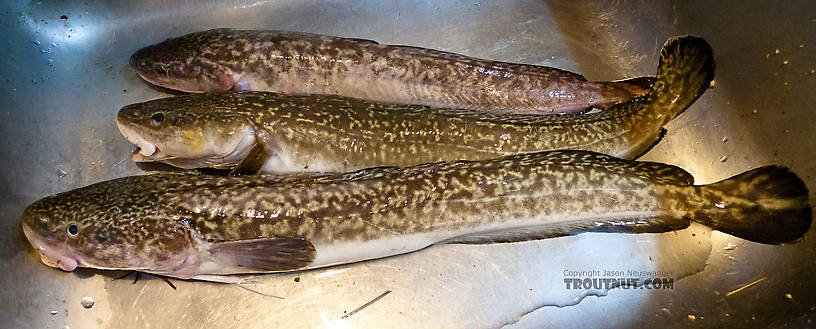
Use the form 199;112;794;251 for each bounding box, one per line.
646;35;715;123
594;76;656;108
688;166;812;244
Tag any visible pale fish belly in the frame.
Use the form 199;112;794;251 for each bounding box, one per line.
302;209;675;271
257;144;351;174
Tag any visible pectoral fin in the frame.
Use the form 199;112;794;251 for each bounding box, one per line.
210;238;316;272
230;129;277;176
230;143;271;176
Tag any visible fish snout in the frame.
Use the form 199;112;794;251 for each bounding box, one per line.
22;222;80;272
129;54;147;71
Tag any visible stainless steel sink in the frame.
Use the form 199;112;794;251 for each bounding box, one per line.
1;1;814;328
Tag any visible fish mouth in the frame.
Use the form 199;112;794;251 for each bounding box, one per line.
22;224;81;272
131;146;164;162
39;253;78;271
116;116;257;169
116;121;167;162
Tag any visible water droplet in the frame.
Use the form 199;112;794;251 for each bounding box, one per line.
785;293;793;300
715;202;727;208
752;109;758;114
785;129;791;134
722;137;728;143
719;155;728;162
688;314;696;321
709;80;716;88
33;40;41;45
800;44;805;48
81;296;95;309
723;242;736;250
57;169;67;179
775;49;780;54
783;60;789;65
50;310;58;315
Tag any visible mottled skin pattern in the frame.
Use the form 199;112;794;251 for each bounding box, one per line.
130;28;655;115
118;37;715;174
170;151;696;243
21;151;811;280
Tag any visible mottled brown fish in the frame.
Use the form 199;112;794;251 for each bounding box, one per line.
21;150;811;282
118;36;713;175
129;28;655;115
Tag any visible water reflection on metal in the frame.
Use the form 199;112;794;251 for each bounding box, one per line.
1;0;815;328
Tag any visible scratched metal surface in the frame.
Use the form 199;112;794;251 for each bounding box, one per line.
1;0;815;328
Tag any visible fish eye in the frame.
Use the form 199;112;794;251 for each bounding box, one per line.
67;224;78;236
151;112;164;126
155;67;167;75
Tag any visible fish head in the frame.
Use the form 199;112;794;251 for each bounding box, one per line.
130;29;237;92
117;94;256;169
20;179;195;273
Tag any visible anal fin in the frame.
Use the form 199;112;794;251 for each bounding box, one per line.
442;227;571;244
443;216;690;244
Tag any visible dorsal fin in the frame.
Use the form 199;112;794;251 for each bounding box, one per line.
518;150;694;185
343;37;380;45
629;160;694;185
